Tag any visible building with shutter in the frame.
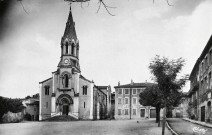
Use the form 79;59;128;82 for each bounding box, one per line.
114;81;157;119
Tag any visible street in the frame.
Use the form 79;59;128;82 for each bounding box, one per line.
0;119;172;135
167;118;212;135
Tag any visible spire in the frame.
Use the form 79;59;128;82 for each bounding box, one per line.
63;6;77;41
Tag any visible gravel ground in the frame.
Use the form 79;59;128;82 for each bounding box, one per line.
167;118;212;135
0;119;172;135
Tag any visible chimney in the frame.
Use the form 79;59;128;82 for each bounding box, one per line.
145;80;147;84
131;79;134;85
118;81;120;86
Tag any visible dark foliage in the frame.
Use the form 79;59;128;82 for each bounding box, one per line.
0;96;24;122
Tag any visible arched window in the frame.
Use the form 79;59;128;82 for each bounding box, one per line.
71;43;74;55
64;74;69;88
65;42;68;54
76;47;79;57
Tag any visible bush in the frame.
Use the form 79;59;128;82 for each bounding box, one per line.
2;111;23;123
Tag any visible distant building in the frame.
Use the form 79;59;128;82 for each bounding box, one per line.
114;81;157;119
172;94;189;118
111;92;115;119
188;35;212;122
22;98;39;121
93;86;107;120
96;86;112;118
39;7;108;120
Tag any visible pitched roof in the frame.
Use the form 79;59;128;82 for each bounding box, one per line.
199;35;212;62
39;77;52;84
96;86;108;89
189;35;212;80
114;82;155;88
79;74;93;83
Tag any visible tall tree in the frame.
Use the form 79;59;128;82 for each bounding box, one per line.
139;84;183;127
149;55;188;135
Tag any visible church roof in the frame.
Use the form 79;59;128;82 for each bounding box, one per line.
39;77;52;84
79;75;93;83
62;6;77;42
114;82;155;88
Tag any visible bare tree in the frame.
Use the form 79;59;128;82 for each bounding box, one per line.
8;0;174;16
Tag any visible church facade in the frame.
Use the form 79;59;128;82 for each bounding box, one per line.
39;7;109;120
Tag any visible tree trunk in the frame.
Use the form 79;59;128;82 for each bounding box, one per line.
157;107;161;127
162;102;166;135
156;105;160;123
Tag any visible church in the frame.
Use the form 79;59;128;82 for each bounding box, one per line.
39;7;111;120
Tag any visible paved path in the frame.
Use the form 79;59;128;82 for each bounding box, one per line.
167;118;212;135
0;119;172;135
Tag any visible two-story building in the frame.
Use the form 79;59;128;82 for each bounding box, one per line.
22;98;39;121
114;81;156;119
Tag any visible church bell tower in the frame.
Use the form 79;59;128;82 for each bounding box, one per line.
58;6;80;72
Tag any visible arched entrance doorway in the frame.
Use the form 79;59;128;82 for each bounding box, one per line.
56;94;73;115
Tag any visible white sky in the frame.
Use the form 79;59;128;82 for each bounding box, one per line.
0;0;212;98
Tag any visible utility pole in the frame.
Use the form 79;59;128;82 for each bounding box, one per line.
130;87;132;119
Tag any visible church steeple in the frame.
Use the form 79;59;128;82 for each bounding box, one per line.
58;5;80;72
63;6;77;42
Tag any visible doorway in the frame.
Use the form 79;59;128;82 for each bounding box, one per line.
150;109;156;118
63;105;69;115
201;106;205;122
140;109;145;117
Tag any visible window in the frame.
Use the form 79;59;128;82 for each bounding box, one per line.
125;98;129;104
132;89;137;95
118;89;122;94
76;47;79;57
202;62;204;73
133;109;137;115
83;86;87;95
125;89;129;95
65;42;68;54
118;98;122;104
209;72;211;89
64;74;69;88
71;43;74;55
34;108;36;112
73;60;77;67
125;109;129;115
46;102;48;108
44;86;49;95
118;109;122;115
133;97;137;104
205;77;208;90
84;102;85;108
201;80;204;95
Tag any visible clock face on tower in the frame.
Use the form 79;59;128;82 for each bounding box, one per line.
64;59;69;64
